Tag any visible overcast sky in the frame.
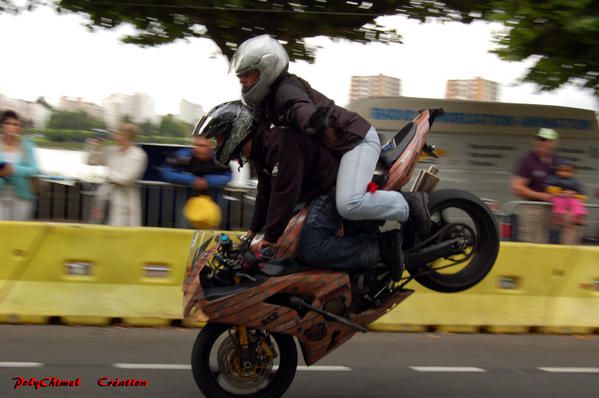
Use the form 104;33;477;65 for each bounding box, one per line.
1;6;597;116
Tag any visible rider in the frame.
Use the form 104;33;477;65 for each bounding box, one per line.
229;34;430;238
194;101;403;270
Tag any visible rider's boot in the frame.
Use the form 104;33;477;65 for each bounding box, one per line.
378;229;404;280
401;192;431;239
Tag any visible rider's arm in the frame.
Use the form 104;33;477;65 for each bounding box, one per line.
274;78;321;134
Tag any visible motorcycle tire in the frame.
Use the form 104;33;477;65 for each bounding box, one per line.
191;323;297;398
408;189;500;293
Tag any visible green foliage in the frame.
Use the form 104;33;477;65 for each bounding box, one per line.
41;129;96;143
488;0;599;96
47;110;105;130
140;119;159;136
158;114;192;137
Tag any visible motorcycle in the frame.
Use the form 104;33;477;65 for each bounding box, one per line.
182;108;500;398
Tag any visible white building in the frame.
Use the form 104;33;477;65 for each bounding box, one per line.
446;77;499;102
103;93;157;130
350;74;401;102
0;94;51;129
178;99;204;125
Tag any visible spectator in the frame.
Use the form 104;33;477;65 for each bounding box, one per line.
0;110;39;221
545;159;588;244
85;123;148;226
158;136;232;228
510;128;559;243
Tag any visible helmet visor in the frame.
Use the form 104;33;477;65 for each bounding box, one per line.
192;115;213;137
229;51;260;76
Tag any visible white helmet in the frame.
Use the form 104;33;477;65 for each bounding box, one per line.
230;34;289;108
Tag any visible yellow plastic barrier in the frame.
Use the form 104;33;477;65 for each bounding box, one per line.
1;222;598;333
0;222;203;325
372;242;586;333
543;245;599;334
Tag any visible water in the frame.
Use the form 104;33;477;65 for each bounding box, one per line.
34;148;251;187
35;148;106;182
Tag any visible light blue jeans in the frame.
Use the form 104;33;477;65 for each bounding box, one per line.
336;126;409;221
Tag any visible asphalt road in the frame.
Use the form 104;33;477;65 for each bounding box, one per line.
1;325;597;398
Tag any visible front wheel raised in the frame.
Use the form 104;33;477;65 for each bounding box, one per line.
407;189;500;293
191;323;297;398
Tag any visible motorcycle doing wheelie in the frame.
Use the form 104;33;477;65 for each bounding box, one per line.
183;107;500;398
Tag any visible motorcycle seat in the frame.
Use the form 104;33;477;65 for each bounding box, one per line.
379;121;416;168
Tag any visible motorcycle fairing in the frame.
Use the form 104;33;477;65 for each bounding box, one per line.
183;244;412;365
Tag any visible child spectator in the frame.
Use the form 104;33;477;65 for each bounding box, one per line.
545;159;588;244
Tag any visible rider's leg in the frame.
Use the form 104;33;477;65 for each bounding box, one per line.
335;127;409;221
297;191;380;269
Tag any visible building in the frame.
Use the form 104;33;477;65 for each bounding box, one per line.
348;95;599;207
0;94;51;129
103;93;157;130
178;99;204;125
350;74;401;102
57;96;104;121
446;77;499;101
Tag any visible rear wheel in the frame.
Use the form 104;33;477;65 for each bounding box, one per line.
407;189;500;292
191;323;297;398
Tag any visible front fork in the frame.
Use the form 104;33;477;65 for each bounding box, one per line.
235;273;275;366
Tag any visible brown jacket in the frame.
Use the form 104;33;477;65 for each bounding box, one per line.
249;126;339;243
256;73;370;155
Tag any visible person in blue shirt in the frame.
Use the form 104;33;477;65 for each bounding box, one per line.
0;110;39;221
159;136;232;227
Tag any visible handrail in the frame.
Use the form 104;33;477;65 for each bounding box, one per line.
502;200;599;216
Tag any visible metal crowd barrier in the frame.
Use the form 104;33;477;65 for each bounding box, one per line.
32;179;256;230
499;200;599;244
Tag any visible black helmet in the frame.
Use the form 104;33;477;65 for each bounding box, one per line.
192;101;255;166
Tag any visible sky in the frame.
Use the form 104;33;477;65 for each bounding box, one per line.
0;6;597;116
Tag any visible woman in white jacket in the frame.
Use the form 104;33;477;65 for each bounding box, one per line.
86;123;148;226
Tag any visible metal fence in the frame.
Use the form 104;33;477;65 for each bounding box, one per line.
32;179;256;230
31;180;599;245
497;200;599;244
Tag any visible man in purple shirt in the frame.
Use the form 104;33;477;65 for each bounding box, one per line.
510;128;559;243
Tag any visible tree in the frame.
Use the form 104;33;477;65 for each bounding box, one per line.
158;114;191;137
47;110;105;130
36;96;53;110
51;0;482;61
488;0;599;96
10;1;599;96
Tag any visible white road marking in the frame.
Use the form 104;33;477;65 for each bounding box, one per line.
410;366;486;372
283;365;352;372
538;367;599;373
0;362;43;368
114;363;352;371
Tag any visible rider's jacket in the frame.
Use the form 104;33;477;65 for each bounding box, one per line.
249;126;339;243
256;73;370;155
